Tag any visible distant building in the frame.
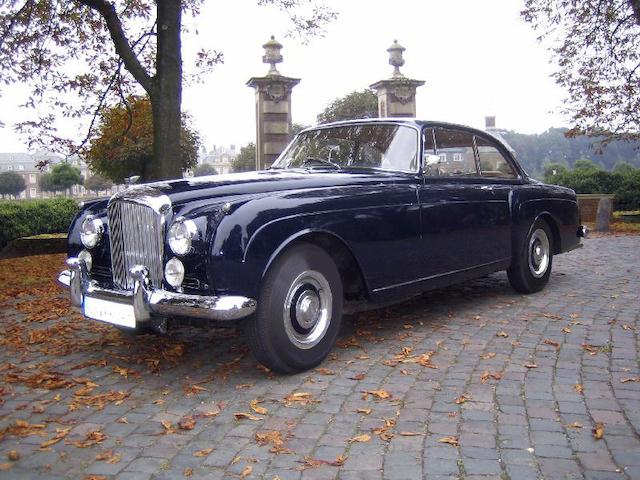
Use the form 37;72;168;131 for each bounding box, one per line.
199;144;238;175
0;151;122;200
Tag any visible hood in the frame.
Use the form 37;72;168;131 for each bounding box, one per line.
119;169;408;209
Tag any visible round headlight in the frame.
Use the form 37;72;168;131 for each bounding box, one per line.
80;216;104;249
164;257;185;288
168;218;197;256
78;249;92;272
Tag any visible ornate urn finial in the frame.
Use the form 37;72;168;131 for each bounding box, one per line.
387;39;406;78
262;35;283;76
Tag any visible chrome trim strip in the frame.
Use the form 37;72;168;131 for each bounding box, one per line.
372;257;510;293
58;259;257;323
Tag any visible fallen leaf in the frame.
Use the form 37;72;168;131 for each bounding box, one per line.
7;451;19;461
240;465;252;478
315;368;335;376
574;384;584;394
255;430;290;454
524;363;538;369
562;326;572;334
235;383;253;390
194;448;214;457
183;467;193;477
348;433;371;443
454;394;471;404
438;436;459;446
496;331;508;338
250;399;268;415
361;390;391;400
480;371;503;384
593;422;605;440
233;412;262;421
298;455;347;469
40;427;71;448
66;430;106;448
565;421;583;429
481;352;496;360
544;339;561;350
357;408;372;415
95;450;121;464
621;377;640;383
178;416;196;431
581;343;600;355
399;431;423;436
350;373;365;380
0;463;12;471
283;392;314;406
184;384;208;396
161;420;175;434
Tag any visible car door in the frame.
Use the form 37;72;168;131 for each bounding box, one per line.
417;127;513;280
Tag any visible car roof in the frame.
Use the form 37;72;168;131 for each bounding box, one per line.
300;118;511;149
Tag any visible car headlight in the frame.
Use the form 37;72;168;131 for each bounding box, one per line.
168;218;197;256
80;216;104;249
164;257;185;288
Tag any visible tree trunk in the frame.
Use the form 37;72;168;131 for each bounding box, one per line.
148;0;183;181
631;0;640;25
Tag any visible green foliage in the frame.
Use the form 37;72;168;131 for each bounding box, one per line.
231;143;256;173
84;173;113;194
317;89;378;124
0;198;79;249
0;171;26;199
500;128;640;178
39;163;82;194
86;96;200;183
545;163;640;211
193;164;218;176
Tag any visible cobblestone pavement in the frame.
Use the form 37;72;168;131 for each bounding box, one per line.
0;235;639;480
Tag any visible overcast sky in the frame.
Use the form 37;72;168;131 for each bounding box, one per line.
0;0;565;154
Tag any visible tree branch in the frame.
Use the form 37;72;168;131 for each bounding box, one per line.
75;0;154;94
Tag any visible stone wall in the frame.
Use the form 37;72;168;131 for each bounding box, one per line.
577;194;615;222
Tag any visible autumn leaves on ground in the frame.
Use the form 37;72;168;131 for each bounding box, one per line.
0;235;639;479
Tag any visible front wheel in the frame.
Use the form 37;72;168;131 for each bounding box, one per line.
508;219;554;293
244;243;343;374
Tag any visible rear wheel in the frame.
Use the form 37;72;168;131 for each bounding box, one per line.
245;243;343;374
508;219;554;293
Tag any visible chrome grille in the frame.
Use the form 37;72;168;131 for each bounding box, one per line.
108;200;165;289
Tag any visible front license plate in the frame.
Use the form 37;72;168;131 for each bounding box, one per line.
84;296;136;328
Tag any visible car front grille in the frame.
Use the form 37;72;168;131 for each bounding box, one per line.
108;199;166;290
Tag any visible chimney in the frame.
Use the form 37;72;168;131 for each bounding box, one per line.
485;116;496;129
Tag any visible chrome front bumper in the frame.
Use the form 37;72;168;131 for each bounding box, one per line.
58;257;257;325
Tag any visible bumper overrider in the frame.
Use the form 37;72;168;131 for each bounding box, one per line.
58;257;257;326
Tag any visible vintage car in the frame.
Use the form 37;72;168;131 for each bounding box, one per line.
59;119;586;373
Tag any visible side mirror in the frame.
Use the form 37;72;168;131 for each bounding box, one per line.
425;154;441;166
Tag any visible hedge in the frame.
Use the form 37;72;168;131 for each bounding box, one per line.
0;198;79;249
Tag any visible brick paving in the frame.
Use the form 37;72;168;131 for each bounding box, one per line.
0;235;638;479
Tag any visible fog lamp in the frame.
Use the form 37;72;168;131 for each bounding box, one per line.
164;257;185;288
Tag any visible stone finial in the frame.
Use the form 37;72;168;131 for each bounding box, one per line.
387;40;406;78
262;35;283;76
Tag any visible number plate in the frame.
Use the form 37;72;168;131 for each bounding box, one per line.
84;296;136;328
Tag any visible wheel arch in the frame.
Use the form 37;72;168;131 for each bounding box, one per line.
262;229;370;302
535;212;562;254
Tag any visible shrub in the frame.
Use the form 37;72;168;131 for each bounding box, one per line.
0;198;79;249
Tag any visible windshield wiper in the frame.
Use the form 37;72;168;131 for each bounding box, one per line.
301;157;341;170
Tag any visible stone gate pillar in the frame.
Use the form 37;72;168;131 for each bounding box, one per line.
370;40;424;118
247;36;300;170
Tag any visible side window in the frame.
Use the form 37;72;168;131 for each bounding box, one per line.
475;136;516;178
431;129;478;176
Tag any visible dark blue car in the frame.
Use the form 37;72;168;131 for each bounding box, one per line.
59;119;586;373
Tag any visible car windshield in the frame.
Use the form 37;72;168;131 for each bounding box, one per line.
272;124;419;172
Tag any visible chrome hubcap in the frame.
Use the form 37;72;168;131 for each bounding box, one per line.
283;270;332;349
528;228;550;278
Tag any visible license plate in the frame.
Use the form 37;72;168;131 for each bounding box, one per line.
84;296;136;328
